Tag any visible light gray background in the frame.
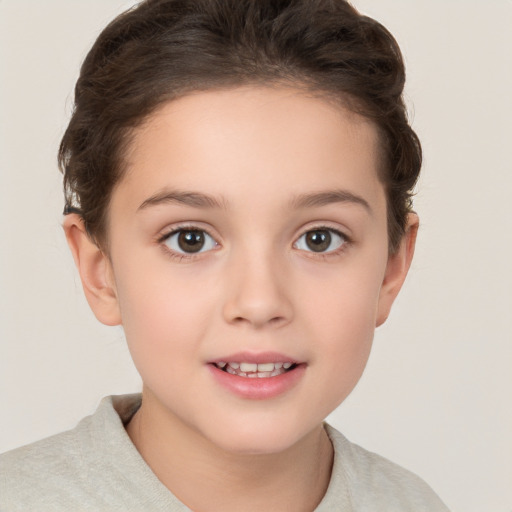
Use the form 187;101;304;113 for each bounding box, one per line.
1;1;511;511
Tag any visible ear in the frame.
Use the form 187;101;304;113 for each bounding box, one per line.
376;213;419;327
63;213;121;326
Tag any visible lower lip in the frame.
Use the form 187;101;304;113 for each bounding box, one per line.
208;364;306;400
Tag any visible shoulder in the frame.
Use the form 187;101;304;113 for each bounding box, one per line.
0;394;183;512
1;416;93;510
323;424;450;512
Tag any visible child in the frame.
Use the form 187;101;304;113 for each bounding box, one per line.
1;0;450;510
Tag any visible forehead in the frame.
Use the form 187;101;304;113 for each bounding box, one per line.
116;86;385;214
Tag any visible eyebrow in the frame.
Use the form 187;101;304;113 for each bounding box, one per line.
137;188;371;214
137;190;226;211
290;190;372;213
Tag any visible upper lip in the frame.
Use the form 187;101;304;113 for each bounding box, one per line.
208;351;300;364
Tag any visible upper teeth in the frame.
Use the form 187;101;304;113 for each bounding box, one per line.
217;362;292;371
215;361;294;377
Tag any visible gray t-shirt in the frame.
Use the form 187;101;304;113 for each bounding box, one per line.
0;394;449;511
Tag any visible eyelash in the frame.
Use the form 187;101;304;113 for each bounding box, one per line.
156;224;219;262
294;225;351;260
156;224;351;261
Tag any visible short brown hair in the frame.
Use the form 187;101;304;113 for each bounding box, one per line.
60;0;421;253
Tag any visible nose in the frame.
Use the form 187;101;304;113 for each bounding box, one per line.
222;251;293;329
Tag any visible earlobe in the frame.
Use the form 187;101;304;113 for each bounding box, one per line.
63;214;121;326
376;213;419;327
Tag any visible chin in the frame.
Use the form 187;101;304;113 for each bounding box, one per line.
213;433;299;456
202;413;320;456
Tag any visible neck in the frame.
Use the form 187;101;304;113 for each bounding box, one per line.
126;389;334;512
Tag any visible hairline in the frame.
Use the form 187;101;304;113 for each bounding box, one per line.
89;81;395;255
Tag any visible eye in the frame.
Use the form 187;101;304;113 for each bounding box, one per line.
164;229;217;254
294;228;346;253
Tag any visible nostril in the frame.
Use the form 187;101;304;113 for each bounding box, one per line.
231;315;287;328
222;284;294;328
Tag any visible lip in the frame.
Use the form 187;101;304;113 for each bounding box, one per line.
207;352;306;400
209;351;298;365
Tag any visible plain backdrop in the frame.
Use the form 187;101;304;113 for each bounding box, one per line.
1;1;511;511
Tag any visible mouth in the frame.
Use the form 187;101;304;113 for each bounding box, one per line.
208;354;306;399
213;361;298;378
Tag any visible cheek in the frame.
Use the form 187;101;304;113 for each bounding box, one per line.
309;289;375;373
299;253;384;334
305;294;375;412
297;258;385;392
113;262;218;373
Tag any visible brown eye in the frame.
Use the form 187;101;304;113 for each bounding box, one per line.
178;230;205;252
295;229;346;253
305;230;331;252
164;229;217;254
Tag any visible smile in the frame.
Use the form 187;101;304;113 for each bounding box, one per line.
209;355;305;399
214;361;296;378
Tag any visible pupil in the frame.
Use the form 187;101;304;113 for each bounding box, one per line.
178;230;204;253
306;230;331;252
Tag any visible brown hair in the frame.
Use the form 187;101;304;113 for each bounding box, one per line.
59;0;421;253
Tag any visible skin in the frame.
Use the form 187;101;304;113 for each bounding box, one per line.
64;86;418;512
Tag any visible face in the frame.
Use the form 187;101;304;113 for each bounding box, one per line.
96;87;407;454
